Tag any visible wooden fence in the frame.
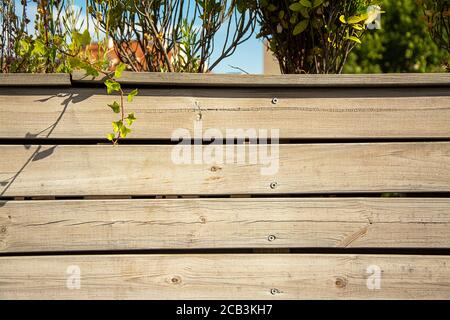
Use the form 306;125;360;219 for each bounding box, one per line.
0;72;449;299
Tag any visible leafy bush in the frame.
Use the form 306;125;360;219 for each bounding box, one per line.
345;0;450;73
254;0;377;74
420;0;450;53
0;0;90;73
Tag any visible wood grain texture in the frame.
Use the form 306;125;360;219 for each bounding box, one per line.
0;73;71;86
1;198;449;252
0;254;449;299
1;143;449;197
71;71;450;87
1;87;450;139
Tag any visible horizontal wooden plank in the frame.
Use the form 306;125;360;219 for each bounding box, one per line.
0;73;71;86
1;143;449;197
1;198;449;252
71;71;450;87
1;87;450;139
0;254;449;299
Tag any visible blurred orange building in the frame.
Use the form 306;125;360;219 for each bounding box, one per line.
87;39;173;71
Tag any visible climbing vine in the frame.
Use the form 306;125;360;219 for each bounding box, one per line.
67;31;138;144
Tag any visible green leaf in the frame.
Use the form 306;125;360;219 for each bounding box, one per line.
347;14;369;25
267;4;277;12
84;65;99;77
80;29;91;46
19;39;30;55
105;79;121;94
289;3;303;12
126;113;136;126
345;36;362;44
313;0;324;7
339;15;346;24
108;101;121;113
299;7;309;18
32;39;46;56
127;88;138;102
114;62;127;78
112;120;123;133
120;125;131;138
299;0;312;7
236;0;247;13
71;31;82;49
293;19;309;35
107;133;115;141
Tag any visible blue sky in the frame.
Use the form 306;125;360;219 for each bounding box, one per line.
14;0;263;73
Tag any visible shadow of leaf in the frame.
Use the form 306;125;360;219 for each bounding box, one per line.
0;181;8;186
32;146;56;162
24;132;38;149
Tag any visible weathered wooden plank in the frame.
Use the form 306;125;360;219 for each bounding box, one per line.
0;254;449;299
1;143;449;196
1;87;450;139
0;73;71;86
71;70;450;87
0;198;449;252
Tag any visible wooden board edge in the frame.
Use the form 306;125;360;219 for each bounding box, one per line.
70;71;450;88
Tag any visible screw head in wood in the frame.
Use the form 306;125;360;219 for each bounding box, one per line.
270;182;278;189
268;235;276;242
271;98;278;104
270;288;281;295
171;276;182;284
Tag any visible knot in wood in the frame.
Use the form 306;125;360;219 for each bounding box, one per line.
335;277;347;288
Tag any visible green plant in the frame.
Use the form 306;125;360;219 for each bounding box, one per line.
1;0;24;72
0;0;138;142
420;0;450;53
104;64;138;144
67;34;139;144
419;0;450;71
7;0;70;72
89;0;256;73
345;0;449;73
255;0;377;74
